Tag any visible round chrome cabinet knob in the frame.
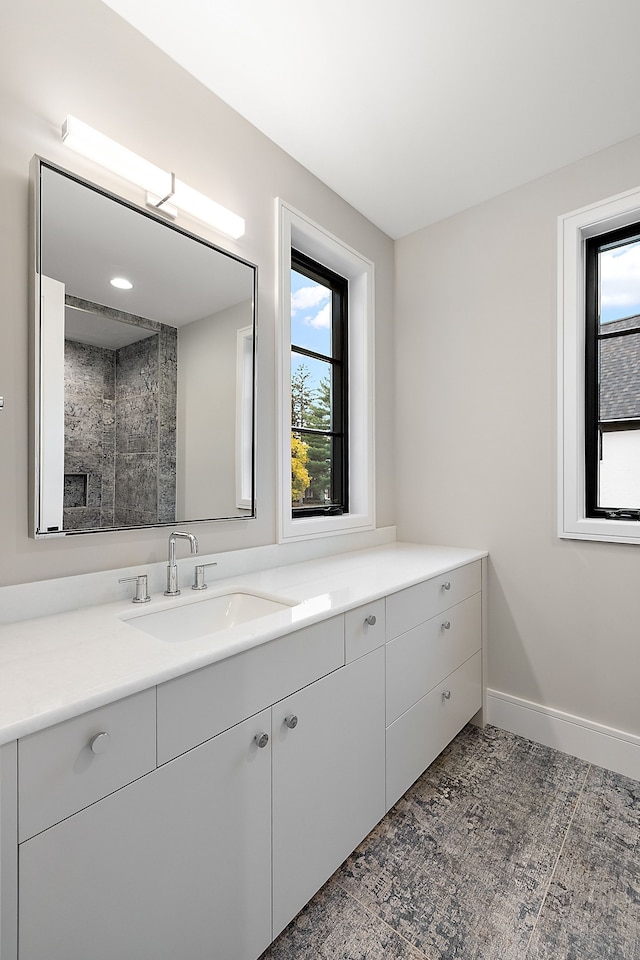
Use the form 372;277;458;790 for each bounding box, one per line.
254;733;269;749
442;581;451;591
442;621;451;630
89;732;111;755
442;690;452;701
284;714;298;729
364;614;377;627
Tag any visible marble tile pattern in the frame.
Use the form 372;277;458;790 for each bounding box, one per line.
261;725;640;960
114;334;159;526
115;329;177;526
157;323;178;524
63;321;177;530
63;340;116;530
63;473;86;508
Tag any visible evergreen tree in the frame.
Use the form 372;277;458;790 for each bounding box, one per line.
290;365;332;505
304;374;331;504
291;363;315;428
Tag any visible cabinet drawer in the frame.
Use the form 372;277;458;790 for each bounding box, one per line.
344;598;386;663
18;688;156;842
386;593;481;725
385;561;481;641
386;651;482;810
157;616;344;764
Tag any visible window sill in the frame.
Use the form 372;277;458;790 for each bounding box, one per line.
560;516;640;545
280;512;375;544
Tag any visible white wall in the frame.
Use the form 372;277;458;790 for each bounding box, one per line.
0;0;395;587
395;135;640;742
177;302;250;519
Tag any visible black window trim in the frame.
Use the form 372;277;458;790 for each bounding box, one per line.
585;220;640;521
290;248;349;518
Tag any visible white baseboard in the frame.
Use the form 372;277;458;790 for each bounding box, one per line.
487;689;640;781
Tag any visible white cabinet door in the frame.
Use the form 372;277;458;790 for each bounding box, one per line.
19;709;272;960
271;647;386;938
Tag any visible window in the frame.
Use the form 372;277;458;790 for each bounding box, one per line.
277;199;375;543
290;250;348;517
558;185;640;543
585;223;640;520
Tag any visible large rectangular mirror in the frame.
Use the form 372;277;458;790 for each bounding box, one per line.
31;158;256;537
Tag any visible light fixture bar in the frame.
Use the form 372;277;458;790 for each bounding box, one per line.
61;116;169;199
61;115;245;240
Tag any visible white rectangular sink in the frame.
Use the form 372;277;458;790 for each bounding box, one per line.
124;590;296;642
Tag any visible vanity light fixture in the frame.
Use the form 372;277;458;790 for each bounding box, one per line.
60;115;245;240
110;277;133;290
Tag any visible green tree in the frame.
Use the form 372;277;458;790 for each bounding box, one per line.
291;363;315;428
304;373;331;504
291;364;333;506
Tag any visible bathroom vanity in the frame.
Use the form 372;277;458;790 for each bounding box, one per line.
0;543;486;960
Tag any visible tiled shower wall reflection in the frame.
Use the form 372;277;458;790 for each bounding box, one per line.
63;327;177;530
64;340;115;529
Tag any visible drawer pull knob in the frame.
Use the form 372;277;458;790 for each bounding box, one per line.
89;732;111;755
364;614;377;627
284;714;298;729
254;732;269;749
442;690;452;702
442;620;451;630
442;581;451;591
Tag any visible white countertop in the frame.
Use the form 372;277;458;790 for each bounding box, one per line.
0;542;486;746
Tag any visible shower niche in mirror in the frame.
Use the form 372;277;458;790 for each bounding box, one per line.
31;158;256;537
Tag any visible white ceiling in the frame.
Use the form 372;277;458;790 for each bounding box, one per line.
41;163;254;333
100;0;640;239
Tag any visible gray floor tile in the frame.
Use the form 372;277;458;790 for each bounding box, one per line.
337;726;589;959
526;766;640;960
259;725;640;960
259;877;428;960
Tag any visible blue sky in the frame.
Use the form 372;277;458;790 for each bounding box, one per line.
600;241;640;323
291;269;332;392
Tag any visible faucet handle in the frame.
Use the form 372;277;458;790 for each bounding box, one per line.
192;562;218;591
119;574;151;604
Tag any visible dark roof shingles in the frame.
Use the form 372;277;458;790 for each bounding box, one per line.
599;316;640;421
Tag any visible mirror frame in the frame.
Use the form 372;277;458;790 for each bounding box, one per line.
29;156;258;538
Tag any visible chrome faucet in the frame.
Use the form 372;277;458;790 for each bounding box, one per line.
165;531;198;596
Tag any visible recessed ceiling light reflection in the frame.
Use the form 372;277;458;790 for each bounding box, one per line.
110;277;133;290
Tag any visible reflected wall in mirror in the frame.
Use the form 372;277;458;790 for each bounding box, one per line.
31;159;257;537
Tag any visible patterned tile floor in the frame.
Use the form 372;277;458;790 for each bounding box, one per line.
260;724;640;960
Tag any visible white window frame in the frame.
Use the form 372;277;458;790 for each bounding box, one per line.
558;184;640;543
235;324;254;511
276;198;375;543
